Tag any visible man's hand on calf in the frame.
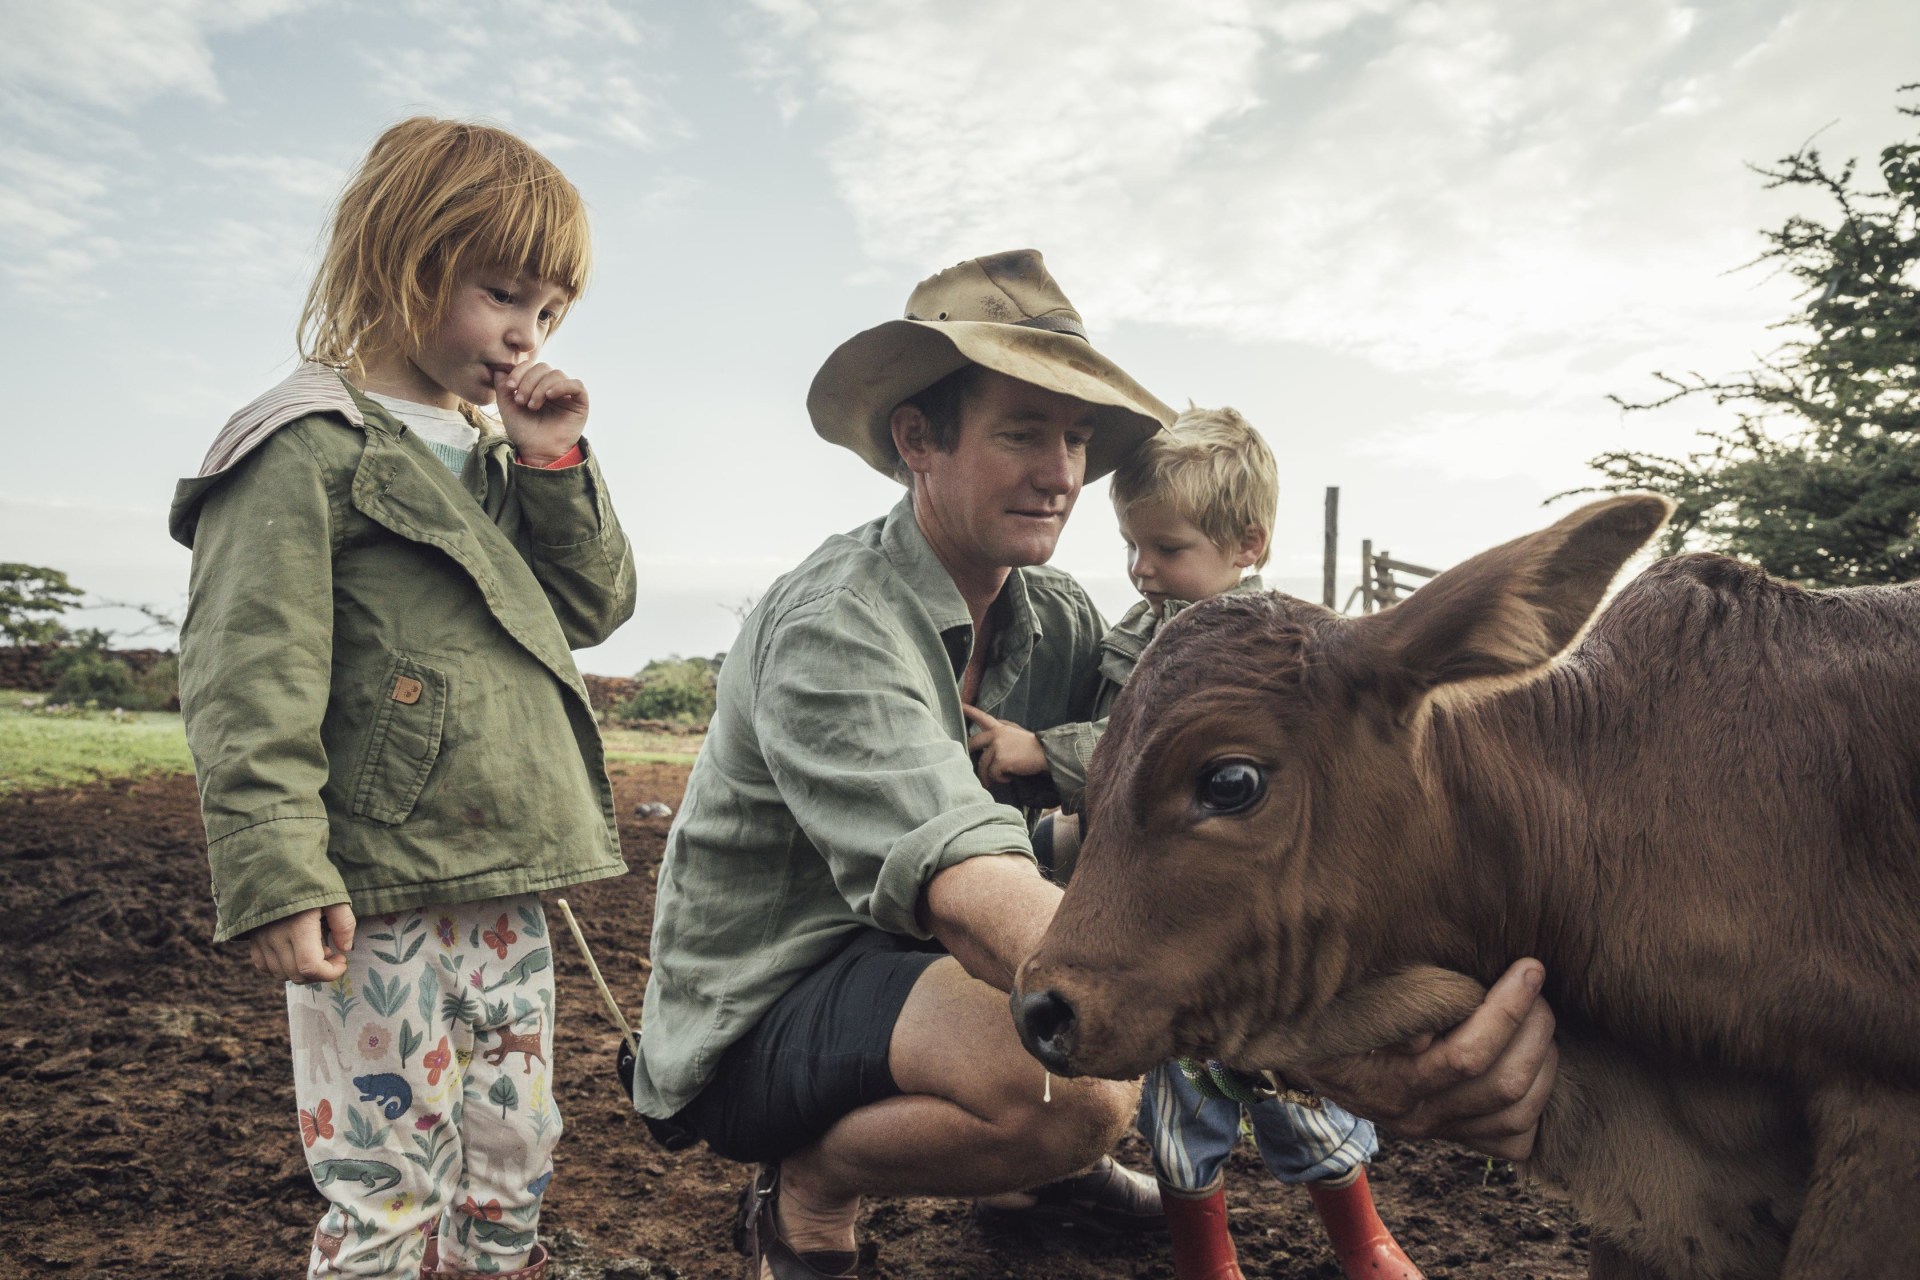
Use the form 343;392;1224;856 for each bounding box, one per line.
1300;958;1557;1161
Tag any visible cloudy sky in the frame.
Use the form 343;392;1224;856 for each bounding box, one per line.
3;0;1915;674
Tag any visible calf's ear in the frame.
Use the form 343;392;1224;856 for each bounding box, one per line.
1363;494;1670;706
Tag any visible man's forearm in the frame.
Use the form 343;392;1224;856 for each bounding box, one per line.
919;854;1062;991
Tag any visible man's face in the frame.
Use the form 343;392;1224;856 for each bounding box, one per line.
903;369;1100;578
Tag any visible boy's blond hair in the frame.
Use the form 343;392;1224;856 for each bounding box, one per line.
1111;406;1278;570
298;117;592;377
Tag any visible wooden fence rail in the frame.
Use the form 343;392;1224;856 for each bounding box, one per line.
1324;486;1443;614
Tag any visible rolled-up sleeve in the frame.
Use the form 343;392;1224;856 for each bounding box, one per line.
503;441;637;649
752;588;1033;937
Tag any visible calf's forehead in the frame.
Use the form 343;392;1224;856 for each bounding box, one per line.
1091;593;1327;815
1123;592;1325;711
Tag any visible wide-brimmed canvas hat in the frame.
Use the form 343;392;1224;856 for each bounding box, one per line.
808;249;1175;483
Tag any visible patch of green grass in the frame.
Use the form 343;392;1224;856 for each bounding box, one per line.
602;725;704;767
0;690;195;793
0;691;705;792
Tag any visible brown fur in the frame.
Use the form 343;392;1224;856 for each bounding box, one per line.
1018;496;1920;1279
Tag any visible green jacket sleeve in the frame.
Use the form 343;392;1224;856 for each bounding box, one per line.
1036;715;1107;811
751;588;1035;938
1033;585;1113;811
176;428;348;942
502;441;637;650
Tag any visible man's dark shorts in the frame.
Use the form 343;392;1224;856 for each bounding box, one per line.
680;929;945;1164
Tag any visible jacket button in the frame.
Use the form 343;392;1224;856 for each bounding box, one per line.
392;676;424;705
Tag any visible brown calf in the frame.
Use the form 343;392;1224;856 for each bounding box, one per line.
1014;495;1920;1280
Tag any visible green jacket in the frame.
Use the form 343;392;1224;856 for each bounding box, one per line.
169;386;634;942
1035;574;1265;810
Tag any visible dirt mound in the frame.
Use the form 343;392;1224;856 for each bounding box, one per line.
0;769;1589;1279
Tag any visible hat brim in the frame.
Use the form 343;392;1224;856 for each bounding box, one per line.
807;319;1174;484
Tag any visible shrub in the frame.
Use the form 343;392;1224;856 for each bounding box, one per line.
45;630;135;707
125;652;180;712
615;656;719;725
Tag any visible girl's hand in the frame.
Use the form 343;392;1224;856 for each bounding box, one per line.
963;704;1050;785
494;362;588;465
245;903;357;984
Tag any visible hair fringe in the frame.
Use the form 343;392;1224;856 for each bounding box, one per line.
297;116;591;377
1111;406;1279;569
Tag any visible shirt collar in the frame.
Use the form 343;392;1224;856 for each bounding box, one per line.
1104;573;1267;659
880;494;971;633
878;494;1045;679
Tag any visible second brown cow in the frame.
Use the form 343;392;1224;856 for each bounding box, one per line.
1013;495;1920;1280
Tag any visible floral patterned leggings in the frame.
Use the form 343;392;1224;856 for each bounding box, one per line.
286;894;559;1278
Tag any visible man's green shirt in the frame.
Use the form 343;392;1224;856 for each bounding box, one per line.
631;496;1107;1117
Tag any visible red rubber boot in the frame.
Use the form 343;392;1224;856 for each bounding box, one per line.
1305;1169;1426;1279
1160;1181;1247;1280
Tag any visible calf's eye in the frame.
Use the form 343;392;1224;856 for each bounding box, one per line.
1197;761;1266;814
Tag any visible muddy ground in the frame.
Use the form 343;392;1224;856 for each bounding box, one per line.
0;766;1590;1279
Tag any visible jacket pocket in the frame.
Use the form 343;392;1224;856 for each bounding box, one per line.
349;654;449;825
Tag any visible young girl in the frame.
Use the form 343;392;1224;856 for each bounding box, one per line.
170;117;635;1280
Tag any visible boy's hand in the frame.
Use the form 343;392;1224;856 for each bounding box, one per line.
963;705;1049;785
246;903;357;984
494;362;588;465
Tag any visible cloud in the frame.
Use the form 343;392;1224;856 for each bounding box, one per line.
0;135;125;299
0;146;110;244
168;215;319;305
0;0;319;296
753;0;1286;261
749;0;1918;509
401;0;651;47
758;2;1913;365
3;240;124;298
1;0;680;301
361;2;683;152
199;153;349;203
0;0;312;111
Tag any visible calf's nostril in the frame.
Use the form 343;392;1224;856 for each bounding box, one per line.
1010;988;1078;1073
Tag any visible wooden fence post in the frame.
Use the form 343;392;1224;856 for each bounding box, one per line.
1323;486;1338;608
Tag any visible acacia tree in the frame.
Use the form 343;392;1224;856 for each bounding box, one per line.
1586;87;1920;586
0;563;84;646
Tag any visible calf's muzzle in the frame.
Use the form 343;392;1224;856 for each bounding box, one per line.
1011;986;1079;1075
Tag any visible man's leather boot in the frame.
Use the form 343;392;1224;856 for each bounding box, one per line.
1160;1180;1246;1280
735;1164;858;1279
1305;1169;1426;1279
974;1155;1165;1234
